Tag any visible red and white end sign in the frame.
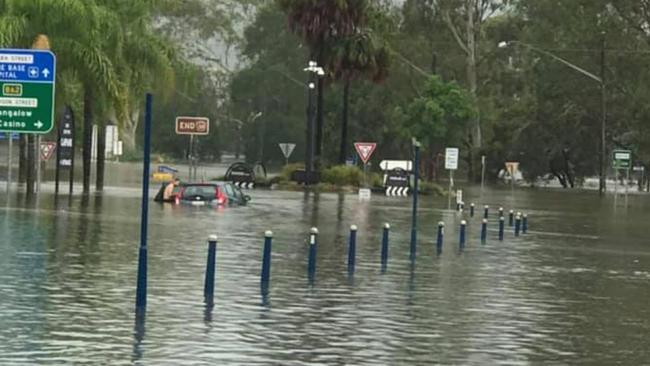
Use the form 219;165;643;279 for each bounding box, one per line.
175;116;210;135
354;142;377;164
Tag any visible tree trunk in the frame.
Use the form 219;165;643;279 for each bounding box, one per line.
338;79;351;165
95;123;106;191
82;86;93;194
18;134;26;183
122;109;139;154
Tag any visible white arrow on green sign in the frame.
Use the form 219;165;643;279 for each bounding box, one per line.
0;49;56;133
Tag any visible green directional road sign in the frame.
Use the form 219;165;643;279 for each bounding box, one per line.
0;49;56;133
612;149;632;169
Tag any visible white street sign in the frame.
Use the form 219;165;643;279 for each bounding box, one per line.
445;147;459;170
278;143;296;159
379;160;412;171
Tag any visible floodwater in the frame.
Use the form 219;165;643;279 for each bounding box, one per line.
1;181;650;365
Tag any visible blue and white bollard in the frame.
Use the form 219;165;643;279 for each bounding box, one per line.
509;210;514;227
480;219;487;243
204;234;218;306
484;205;489;219
459;220;467;250
522;214;528;234
515;213;521;237
436;221;444;256
498;216;505;241
348;225;357;274
470;203;475;217
261;231;273;284
307;227;318;279
381;223;390;272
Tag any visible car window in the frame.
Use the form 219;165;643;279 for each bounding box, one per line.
224;183;235;197
183;185;216;197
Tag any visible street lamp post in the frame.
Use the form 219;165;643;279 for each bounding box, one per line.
499;40;607;196
303;61;325;185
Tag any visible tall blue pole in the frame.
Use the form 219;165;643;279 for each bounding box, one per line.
204;235;218;306
307;227;318;280
380;223;390;272
261;231;273;284
515;213;521;237
522;214;528;234
498;216;505;241
410;141;420;261
459;220;466;251
347;225;357;275
135;93;152;311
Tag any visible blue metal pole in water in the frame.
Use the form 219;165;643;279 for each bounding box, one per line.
459;220;466;250
499;216;505;241
515;213;521;237
480;219;487;243
410;141;420;261
436;221;444;255
509;210;514;227
261;231;273;284
470;203;475;217
522;214;528;234
135;93;153;311
348;225;357;274
307;227;318;278
380;223;390;271
204;235;218;306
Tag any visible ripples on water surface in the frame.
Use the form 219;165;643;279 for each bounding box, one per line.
1;188;650;365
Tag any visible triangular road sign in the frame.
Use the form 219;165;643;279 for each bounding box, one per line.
40;141;57;161
278;143;296;159
354;142;377;164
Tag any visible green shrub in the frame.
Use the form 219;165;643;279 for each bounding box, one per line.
321;165;364;186
279;163;305;182
419;181;446;196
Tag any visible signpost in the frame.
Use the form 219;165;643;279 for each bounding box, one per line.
445;147;459;210
55;106;75;195
612;149;632;198
278;143;296;166
354;142;377;199
175;116;209;181
1;49;56;192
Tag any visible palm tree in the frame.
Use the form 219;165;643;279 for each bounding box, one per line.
93;0;175;191
0;0;120;194
277;0;367;167
329;30;390;164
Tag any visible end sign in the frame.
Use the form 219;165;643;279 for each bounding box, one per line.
175;116;209;135
0;49;56;133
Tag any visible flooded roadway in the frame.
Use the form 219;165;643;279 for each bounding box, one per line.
1;185;650;365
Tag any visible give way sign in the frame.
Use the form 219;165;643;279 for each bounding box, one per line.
40;141;56;161
354;142;377;164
